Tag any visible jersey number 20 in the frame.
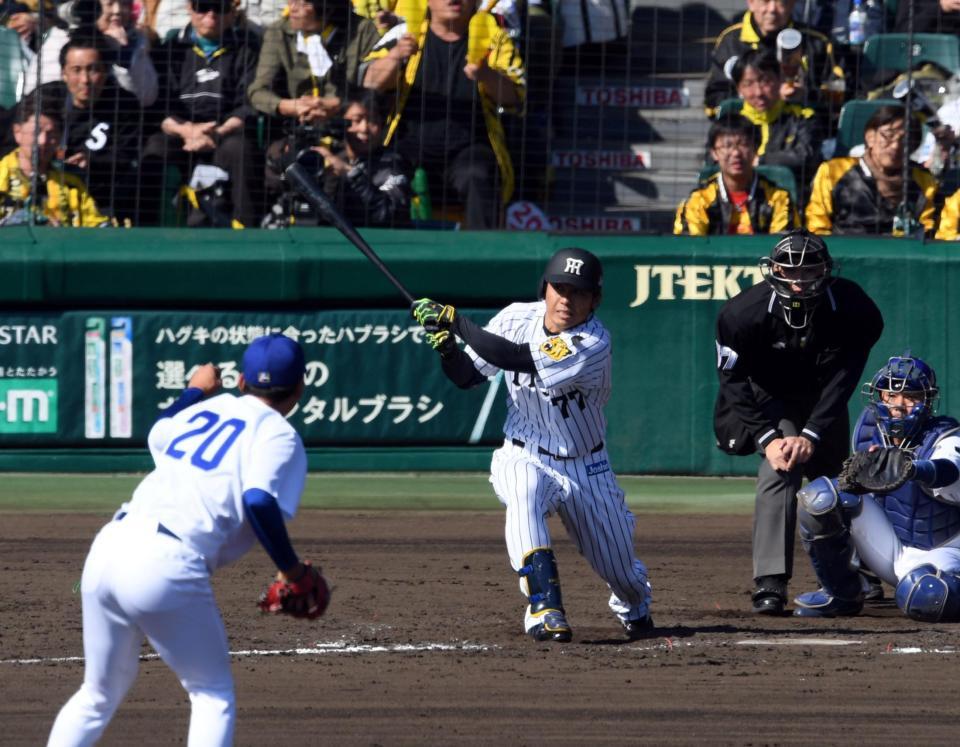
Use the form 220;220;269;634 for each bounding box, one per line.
165;410;247;471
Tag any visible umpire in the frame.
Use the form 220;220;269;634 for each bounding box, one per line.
713;229;883;614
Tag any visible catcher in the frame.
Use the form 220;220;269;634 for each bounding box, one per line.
793;354;960;621
49;334;330;746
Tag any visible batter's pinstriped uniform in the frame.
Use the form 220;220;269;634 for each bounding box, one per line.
467;301;652;624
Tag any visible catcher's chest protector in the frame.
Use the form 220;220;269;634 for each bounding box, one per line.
855;416;960;550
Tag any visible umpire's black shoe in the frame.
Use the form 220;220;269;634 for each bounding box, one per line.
527;609;572;642
621;614;655;641
752;575;788;615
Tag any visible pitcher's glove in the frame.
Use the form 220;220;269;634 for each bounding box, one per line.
837;447;915;495
412;298;456;333
258;560;330;620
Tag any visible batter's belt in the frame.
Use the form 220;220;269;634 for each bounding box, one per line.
511;438;604;460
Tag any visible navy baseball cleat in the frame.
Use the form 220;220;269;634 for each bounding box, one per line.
793;589;863;617
527;609;572;642
752;575;788;615
621;614;655;640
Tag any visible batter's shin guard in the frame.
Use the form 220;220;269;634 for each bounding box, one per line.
518;548;564;614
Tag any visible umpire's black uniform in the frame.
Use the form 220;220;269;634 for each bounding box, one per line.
715;277;883;602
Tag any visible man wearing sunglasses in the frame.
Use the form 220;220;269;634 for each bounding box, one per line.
140;0;259;226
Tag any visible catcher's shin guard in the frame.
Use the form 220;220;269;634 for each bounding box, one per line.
518;548;571;642
796;477;863;604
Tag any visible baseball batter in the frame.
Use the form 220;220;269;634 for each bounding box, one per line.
48;334;329;747
413;248;653;642
793;355;960;621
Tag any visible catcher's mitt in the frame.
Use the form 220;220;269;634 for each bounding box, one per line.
258;560;330;620
837;447;915;495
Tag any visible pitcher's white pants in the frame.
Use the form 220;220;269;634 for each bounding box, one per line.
48;516;235;746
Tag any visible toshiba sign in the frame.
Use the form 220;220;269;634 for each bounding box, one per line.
575;85;690;108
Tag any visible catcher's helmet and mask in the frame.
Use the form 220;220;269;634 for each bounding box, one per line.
539;247;603;299
759;229;834;329
863;355;939;447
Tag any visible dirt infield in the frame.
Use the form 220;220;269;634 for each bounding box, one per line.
4;510;959;745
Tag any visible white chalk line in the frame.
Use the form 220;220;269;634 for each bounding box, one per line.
5;638;954;666
737;638;862;647
0;641;493;666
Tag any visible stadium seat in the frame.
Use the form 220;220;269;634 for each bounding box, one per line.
715;98;743;119
862;33;960;81
696;163;798;205
0;26;27;110
833;98;900;157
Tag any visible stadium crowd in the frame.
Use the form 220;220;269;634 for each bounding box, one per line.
0;0;959;235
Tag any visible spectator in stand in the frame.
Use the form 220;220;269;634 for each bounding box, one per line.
362;0;525;229
24;0;159;107
729;49;821;198
894;0;960;34
806;105;938;236
248;0;380;196
141;0;259;226
38;38;146;222
1;0;63;56
705;0;843;116
315;89;410;226
935;188;960;240
144;0;254;40
0;95;109;226
675;115;797;235
147;0;265;50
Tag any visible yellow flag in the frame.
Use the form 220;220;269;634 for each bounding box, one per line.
350;0;392;18
395;0;426;32
467;10;497;65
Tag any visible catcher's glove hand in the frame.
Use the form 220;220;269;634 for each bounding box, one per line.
258;560;330;620
412;298;455;333
837;447;915;495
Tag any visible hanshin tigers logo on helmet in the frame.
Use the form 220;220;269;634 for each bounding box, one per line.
539;248;603;298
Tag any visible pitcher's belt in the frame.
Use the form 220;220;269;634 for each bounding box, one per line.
115;511;181;541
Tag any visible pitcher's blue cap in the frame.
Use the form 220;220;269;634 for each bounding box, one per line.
242;334;305;389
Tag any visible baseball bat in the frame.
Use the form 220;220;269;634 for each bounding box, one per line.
284;162;416;305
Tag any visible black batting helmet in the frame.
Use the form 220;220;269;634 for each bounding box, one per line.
539;248;603;299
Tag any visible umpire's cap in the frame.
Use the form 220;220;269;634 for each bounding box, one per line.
540;247;603;298
242;334;306;389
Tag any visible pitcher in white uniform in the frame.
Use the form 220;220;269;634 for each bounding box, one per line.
413;248;654;642
48;334;325;746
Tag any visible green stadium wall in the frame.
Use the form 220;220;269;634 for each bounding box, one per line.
0;226;956;475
